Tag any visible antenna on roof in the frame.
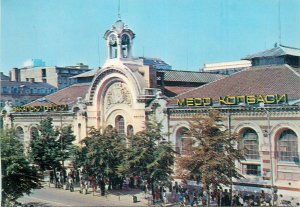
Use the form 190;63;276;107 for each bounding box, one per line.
117;0;121;19
278;0;282;45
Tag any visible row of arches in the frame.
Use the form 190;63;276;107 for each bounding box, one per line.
175;126;299;163
240;128;298;162
107;115;134;136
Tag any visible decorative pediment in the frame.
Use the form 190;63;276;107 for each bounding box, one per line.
104;82;132;110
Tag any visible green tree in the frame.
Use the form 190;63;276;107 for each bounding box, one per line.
118;118;175;191
29;117;62;171
60;125;76;167
75;127;127;190
1;128;42;204
177;110;244;205
29;117;75;180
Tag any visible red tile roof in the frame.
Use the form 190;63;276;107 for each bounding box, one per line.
164;86;198;97
26;83;90;106
167;65;300;106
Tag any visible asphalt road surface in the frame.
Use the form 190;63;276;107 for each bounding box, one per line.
18;187;148;207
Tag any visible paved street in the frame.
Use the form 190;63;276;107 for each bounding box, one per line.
18;186;149;207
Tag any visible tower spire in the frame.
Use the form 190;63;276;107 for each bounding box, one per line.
118;0;121;19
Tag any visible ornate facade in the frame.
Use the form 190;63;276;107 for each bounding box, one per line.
2;19;299;200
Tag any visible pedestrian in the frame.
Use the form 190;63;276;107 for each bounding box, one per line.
83;174;89;193
202;190;207;206
100;177;106;196
191;191;198;207
162;189;167;206
134;175;139;188
144;181;148;198
222;189;230;206
60;171;64;186
50;171;54;184
68;174;74;192
92;177;97;196
216;188;222;206
126;176;130;189
155;187;161;203
171;186;176;203
80;177;84;194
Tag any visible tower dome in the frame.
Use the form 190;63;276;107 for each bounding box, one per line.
104;19;135;59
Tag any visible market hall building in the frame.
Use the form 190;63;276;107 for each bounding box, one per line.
166;64;300;194
2;19;300;196
1;19;225;154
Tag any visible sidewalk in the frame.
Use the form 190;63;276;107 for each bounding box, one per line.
49;182;150;205
46;183;218;207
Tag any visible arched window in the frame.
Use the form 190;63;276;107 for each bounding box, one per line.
16;126;24;140
242;128;259;160
277;130;298;162
115;115;125;135
30;127;38;140
176;127;192;155
127;125;134;136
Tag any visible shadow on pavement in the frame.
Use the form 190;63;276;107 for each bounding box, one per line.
20;202;53;207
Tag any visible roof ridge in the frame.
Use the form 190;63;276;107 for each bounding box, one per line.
285;64;300;78
161;69;226;76
280;44;300;50
167;72;229;102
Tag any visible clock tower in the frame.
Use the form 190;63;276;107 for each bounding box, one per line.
104;19;135;59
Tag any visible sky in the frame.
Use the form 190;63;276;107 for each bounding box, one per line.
1;0;300;75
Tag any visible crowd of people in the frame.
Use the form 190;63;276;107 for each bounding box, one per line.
48;170;296;206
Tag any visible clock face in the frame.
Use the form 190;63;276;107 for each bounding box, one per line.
121;34;130;45
109;34;117;46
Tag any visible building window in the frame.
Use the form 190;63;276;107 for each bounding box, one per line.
115;115;125;135
2;87;8;93
241;128;260;160
277;129;298;163
127;125;134;136
30;127;38;140
242;164;261;176
42;69;46;77
16;126;24;141
176;127;192;155
13;87;18;94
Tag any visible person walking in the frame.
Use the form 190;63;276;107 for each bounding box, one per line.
68;174;74;192
80;177;84;194
216;188;222;206
92;177;97;196
162;189;167;206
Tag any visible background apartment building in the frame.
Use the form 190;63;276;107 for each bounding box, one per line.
10;59;92;89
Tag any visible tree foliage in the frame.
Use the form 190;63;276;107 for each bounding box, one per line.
73;127;127;186
29;117;75;171
118;118;175;186
177;110;244;189
1;128;42;203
